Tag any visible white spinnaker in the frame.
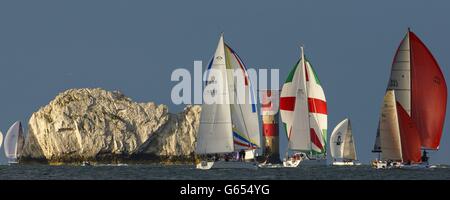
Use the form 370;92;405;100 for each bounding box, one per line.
195;34;234;154
330;119;349;160
343;120;356;160
388;33;411;115
380;90;403;161
4;121;24;161
289;47;311;151
226;45;261;149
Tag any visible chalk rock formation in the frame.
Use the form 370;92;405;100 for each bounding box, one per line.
21;88;201;163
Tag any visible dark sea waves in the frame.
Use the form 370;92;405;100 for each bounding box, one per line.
0;164;449;180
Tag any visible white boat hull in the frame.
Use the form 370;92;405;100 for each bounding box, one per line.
332;161;361;166
283;158;327;167
372;160;400;169
258;163;284;169
196;160;258;170
283;159;301;167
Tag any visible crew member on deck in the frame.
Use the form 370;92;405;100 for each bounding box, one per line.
421;150;429;164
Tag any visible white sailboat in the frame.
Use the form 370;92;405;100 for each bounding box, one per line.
330;118;360;166
280;46;328;167
195;34;261;170
4;121;25;164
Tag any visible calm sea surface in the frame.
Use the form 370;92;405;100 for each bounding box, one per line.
0;164;449;180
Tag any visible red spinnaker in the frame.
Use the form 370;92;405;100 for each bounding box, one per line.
397;102;422;163
409;31;447;149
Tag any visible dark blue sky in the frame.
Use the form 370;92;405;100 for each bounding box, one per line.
0;0;449;164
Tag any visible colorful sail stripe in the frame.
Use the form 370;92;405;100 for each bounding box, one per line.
280;97;296;111
310;128;324;151
204;58;214;86
234;140;256;149
306;60;321;85
225;44;257;113
308;98;327;114
285;60;300;83
225;44;249;85
233;131;258;148
280;97;327;114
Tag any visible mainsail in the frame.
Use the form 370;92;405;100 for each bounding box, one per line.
195;34;260;155
330;118;356;161
280;47;327;155
196;35;234;154
4;121;25;162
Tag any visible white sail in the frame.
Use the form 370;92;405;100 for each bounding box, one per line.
330;119;348;160
387;33;411;115
288;47;311;151
4;121;25;162
342;120;356;160
379;90;403;161
0;131;3;149
224;44;261;150
195;34;234;154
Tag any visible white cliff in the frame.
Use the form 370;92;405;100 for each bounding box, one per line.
21;88;201;163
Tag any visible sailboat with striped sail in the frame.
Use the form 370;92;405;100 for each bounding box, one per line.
195;34;260;170
280;46;327;167
372;29;447;169
330;118;359;166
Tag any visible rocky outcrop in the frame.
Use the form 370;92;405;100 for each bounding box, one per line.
21;88;201;163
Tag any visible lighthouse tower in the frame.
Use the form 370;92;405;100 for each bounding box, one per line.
260;90;281;163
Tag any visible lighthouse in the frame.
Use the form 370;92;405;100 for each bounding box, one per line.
260;90;281;164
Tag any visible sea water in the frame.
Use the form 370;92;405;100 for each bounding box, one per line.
0;164;449;180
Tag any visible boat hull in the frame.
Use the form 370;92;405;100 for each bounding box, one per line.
372;160;399;169
258;163;284;169
332;161;361;166
283;158;327;167
196;160;258;170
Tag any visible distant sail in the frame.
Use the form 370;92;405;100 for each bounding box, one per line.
379;91;403;162
4;121;25;162
0;131;3;149
195;34;234;154
372;123;381;153
342;120;356;160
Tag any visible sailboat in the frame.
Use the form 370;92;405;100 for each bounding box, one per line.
372;29;447;169
280;46;328;167
195;34;261;170
4;121;25;164
330;118;360;166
